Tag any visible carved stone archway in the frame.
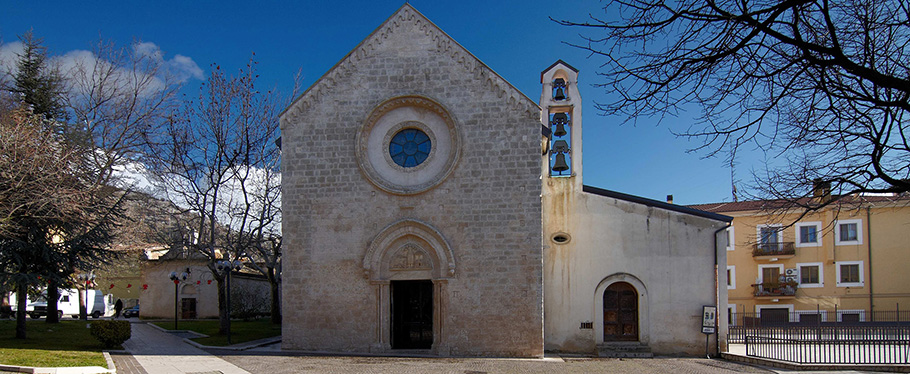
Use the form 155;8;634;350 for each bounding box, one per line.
363;219;456;354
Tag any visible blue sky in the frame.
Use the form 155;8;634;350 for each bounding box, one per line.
0;0;751;205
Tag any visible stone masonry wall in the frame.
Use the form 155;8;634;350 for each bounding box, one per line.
280;7;543;357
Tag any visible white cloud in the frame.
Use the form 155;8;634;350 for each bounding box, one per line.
132;42;203;83
0;39;202;97
168;54;204;81
50;41;204;101
0;41;24;85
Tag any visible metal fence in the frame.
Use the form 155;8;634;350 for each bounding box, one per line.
730;309;910;328
746;332;910;364
729;308;910;364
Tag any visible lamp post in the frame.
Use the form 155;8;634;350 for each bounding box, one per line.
216;259;243;344
168;270;188;330
76;272;95;321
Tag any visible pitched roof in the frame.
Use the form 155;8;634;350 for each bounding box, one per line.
540;60;578;82
281;3;540;124
688;193;910;213
583;185;732;222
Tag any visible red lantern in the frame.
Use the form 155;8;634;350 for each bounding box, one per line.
207;280;212;285
127;284;132;288
197;280;201;285
142;284;148;290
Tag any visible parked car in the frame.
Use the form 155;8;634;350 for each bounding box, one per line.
123;305;139;318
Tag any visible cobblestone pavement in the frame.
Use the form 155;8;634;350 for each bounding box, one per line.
110;351;149;374
212;352;774;374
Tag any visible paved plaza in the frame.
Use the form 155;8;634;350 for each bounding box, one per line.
100;322;895;374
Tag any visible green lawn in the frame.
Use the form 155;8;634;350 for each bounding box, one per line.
152;319;280;346
0;320;108;368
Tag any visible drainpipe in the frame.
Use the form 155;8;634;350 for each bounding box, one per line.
713;222;731;358
867;207;873;317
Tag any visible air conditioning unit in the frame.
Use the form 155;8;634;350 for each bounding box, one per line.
785;268;797;276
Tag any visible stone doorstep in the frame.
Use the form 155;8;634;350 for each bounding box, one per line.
722;352;910;373
0;352;116;374
597;342;654;358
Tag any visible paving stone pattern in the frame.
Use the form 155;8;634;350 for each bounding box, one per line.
217;354;775;374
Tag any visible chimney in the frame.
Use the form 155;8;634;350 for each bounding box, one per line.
666;195;674;204
812;179;832;203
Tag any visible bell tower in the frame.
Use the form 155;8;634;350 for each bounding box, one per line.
540;60;582;187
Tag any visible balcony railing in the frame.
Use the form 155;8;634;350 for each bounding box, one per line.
752;242;795;257
753;282;798;297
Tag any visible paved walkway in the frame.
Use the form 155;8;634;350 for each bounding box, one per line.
115;324;892;374
121;323;250;374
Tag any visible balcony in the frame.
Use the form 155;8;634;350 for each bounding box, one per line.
752;282;798;298
752;242;795;258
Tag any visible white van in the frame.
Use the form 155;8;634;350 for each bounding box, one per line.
31;289;113;319
6;292;36;317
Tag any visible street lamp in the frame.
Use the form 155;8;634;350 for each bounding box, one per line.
168;270;188;330
216;259;243;344
76;272;96;320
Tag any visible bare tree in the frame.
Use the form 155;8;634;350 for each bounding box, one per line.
63;39;182;187
0;95;120;338
147;58;282;333
554;0;910;209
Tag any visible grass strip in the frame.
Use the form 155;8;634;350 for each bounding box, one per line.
152;319;280;346
0;320;108;368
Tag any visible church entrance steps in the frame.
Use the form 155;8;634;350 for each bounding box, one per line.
597;342;654;358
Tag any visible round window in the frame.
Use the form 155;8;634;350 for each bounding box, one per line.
389;128;431;168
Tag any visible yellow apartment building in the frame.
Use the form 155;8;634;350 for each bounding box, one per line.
691;192;910;325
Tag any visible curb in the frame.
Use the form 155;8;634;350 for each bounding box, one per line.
0;363;113;374
145;321;281;351
102;351;117;373
185;336;282;351
722;352;910;373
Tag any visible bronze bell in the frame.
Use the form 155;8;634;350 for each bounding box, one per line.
554;87;566;100
553;123;567;137
552;140;570;153
553;78;567;100
552;153;569;173
552;112;568;123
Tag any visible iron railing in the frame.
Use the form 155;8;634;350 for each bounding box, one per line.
745;328;910;364
728;307;910;364
752;283;797;297
729;309;910;329
752;242;796;256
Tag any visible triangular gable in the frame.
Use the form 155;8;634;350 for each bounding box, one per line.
540;59;578;83
280;3;540;125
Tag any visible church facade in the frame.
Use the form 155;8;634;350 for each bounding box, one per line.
280;4;731;357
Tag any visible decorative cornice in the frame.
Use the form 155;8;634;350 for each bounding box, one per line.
280;4;539;128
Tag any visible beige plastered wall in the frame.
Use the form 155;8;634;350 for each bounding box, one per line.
726;202;910;319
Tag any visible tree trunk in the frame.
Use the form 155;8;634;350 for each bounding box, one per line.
46;281;59;323
217;276;229;335
15;282;26;339
78;286;87;320
268;270;280;324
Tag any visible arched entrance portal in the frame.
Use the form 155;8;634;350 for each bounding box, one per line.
363;219;456;354
603;282;638;341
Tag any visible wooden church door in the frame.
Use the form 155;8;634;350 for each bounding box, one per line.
603;282;638;341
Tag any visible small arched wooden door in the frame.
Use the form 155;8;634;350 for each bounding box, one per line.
603;282;638;341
